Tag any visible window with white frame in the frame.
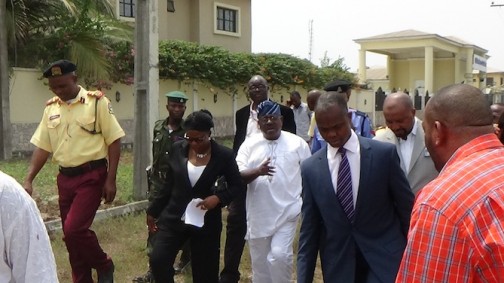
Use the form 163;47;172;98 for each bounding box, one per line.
119;0;135;18
214;3;240;37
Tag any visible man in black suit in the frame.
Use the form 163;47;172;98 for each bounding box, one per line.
220;75;296;283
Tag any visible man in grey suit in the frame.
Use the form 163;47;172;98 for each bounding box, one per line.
297;92;414;283
374;92;438;195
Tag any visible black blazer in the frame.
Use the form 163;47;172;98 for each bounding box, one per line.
297;137;414;283
147;139;244;230
232;102;296;154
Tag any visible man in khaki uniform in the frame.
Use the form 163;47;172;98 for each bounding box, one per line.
23;60;124;283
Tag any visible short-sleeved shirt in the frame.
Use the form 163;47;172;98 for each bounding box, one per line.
396;134;504;282
31;86;125;167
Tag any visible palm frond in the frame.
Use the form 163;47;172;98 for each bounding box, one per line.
68;33;111;79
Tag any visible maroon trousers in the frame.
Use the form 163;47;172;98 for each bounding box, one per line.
57;166;113;283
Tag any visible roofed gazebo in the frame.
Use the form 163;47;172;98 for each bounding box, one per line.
354;29;488;98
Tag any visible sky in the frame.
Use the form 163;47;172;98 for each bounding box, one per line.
251;0;504;72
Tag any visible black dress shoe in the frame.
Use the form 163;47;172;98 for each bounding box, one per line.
98;263;114;283
132;270;152;283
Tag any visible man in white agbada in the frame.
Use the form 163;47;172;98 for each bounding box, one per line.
236;100;311;283
0;171;59;283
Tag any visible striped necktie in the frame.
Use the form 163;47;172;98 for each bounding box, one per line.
337;147;354;222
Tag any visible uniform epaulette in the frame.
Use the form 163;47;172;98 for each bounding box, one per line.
45;97;59;106
87;91;104;100
153;119;166;132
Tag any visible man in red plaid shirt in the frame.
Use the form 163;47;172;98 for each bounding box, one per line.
396;84;504;282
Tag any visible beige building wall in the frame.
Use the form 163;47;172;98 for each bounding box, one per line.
10;69;310;150
115;0;251;53
10;68;53;123
433;59;455;91
388;58;455;93
11;68;307;124
159;0;192;42
487;72;504;87
195;1;252;53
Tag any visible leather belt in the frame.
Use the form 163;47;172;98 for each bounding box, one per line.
59;158;107;177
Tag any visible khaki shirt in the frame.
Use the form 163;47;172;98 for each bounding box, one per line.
31;86;125;167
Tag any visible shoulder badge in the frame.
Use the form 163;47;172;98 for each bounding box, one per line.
108;102;114;114
45;97;59;106
87;91;104;100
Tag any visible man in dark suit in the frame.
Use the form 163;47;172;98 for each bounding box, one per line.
220;75;296;283
297;92;414;283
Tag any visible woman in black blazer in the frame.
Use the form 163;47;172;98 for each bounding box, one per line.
147;110;243;283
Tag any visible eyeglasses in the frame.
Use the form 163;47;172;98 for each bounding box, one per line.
259;116;281;123
248;84;267;91
184;133;208;143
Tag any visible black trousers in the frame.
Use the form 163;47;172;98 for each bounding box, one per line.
220;188;247;283
150;217;222;283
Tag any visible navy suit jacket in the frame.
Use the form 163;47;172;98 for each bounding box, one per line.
297;137;414;283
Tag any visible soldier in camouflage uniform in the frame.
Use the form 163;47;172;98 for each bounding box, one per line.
134;91;191;283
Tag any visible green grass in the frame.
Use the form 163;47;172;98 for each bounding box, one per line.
49;211;256;283
1;138;323;282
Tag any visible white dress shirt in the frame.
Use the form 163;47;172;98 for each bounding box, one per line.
291;102;311;141
0;171;59;283
326;131;361;208
246;104;262;138
397;119;418;174
236;131;311;239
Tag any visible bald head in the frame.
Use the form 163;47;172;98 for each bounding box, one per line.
383;92;415;140
423;84;494;171
426;84;492;128
384;92;414;110
307;89;322;111
248;75;269;106
491;103;504;124
248;75;268;85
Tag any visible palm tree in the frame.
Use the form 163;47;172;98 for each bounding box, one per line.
6;0;132;79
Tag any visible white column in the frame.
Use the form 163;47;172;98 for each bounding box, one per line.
387;56;393;92
424;46;434;95
358;49;367;84
465;48;474;85
454;53;460;84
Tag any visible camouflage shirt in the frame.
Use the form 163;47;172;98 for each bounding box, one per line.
151;118;185;177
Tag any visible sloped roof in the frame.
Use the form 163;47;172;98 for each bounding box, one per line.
357;29;432;40
487;67;504;74
354;29;487;52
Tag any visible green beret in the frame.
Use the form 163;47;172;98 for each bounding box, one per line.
165;91;188;103
43;60;77;78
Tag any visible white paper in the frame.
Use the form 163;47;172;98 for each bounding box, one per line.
184;198;207;227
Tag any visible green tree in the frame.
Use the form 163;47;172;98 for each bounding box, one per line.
7;0;132;81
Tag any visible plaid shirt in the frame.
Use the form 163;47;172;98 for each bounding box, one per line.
396;134;504;283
